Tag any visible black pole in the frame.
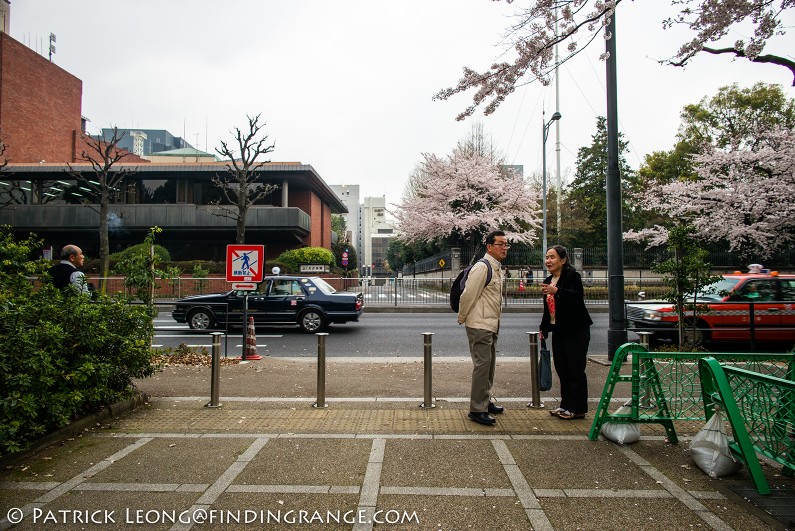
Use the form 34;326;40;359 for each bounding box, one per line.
605;10;627;360
242;292;249;360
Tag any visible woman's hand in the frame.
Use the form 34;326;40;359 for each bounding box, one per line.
540;283;557;295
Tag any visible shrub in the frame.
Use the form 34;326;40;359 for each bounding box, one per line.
276;247;335;273
110;242;171;263
0;228;155;456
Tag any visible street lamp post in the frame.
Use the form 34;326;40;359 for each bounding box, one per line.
542;111;562;256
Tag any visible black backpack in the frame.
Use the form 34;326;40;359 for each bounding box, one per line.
450;259;493;312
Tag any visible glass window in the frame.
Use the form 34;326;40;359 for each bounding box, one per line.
270;279;303;296
778;279;795;301
737;280;776;302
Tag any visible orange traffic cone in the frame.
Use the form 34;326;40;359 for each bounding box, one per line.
241;316;262;360
519;280;525;293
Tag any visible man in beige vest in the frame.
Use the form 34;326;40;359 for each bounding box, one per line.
457;230;508;426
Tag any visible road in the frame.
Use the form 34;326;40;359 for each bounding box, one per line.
153;311;621;358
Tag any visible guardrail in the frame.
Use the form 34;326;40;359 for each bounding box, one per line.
588;343;795;443
698;357;795;494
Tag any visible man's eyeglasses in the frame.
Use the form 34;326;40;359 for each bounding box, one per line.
490;242;511;248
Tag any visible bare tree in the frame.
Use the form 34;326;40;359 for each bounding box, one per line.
67;126;136;279
213;114;279;243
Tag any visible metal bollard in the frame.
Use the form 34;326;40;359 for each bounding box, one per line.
636;331;653;350
206;332;223;408
420;332;435;409
526;332;544;409
636;332;653;408
313;333;329;408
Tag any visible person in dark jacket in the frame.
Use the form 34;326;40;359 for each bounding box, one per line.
539;245;592;420
49;244;90;294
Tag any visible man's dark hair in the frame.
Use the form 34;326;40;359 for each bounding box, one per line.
484;230;506;245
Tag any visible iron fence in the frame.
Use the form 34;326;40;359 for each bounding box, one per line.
79;275;667;305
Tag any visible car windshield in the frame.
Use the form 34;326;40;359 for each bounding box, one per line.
687;277;741;301
310;277;337;294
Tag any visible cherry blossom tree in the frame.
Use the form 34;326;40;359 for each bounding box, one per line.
626;127;795;259
435;0;794;120
394;146;542;253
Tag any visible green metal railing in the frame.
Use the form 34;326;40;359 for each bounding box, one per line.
588;343;795;443
698;357;795;494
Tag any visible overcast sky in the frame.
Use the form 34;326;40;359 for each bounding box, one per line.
10;1;795;209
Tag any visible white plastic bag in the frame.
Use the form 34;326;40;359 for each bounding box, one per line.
601;405;641;445
690;408;742;478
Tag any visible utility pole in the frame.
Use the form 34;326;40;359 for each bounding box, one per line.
605;10;627;360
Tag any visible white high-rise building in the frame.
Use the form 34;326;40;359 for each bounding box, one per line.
361;195;395;276
329;184;360;250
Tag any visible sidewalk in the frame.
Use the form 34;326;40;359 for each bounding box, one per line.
1;356;793;530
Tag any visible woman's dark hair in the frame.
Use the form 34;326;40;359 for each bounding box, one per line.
548;244;574;274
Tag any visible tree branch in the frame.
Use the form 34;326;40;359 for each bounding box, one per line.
670;46;795;86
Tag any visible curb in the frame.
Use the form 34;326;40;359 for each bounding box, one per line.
0;391;149;468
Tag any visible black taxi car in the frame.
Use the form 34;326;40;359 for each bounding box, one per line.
172;276;364;332
626;267;795;346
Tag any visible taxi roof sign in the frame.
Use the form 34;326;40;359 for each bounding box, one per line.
226;245;265;282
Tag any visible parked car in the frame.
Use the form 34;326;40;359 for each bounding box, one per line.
172;276;364;332
626;268;795;346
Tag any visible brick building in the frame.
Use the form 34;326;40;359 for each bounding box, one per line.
0;31;83;163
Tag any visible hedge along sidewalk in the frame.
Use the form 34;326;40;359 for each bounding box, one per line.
0;393;148;468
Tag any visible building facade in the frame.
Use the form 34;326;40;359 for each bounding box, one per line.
1;162;345;261
360;196;395;276
329;184;360;250
0;31;83;164
100;128;192;157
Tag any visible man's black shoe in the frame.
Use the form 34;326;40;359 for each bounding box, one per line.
488;403;505;414
468;412;496;426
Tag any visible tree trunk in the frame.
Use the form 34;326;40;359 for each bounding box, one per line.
237;204;247;243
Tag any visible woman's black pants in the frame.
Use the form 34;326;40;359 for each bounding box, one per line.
551;326;591;414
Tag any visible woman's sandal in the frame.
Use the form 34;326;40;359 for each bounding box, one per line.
558;410;586;420
549;407;565;417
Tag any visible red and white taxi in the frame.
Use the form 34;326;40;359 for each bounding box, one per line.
626;266;795;345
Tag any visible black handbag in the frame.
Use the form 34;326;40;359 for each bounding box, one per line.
538;339;552;391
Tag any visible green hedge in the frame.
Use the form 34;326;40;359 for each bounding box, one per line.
1;229;155;456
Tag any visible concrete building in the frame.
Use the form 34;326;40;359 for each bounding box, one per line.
360;196;395;276
2;162;346;261
99;128;192;157
145;147;218;163
329;184;360;250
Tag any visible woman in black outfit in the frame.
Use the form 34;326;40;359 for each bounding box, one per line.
539;245;593;420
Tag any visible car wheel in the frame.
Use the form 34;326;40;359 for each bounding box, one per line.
299;309;326;333
188;309;214;330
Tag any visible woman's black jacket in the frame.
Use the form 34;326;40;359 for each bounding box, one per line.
540;267;593;336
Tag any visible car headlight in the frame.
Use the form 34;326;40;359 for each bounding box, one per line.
644;310;662;321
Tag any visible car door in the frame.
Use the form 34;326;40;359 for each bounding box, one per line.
243;283;269;324
262;279;307;324
770;278;795;342
721;280;780;341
